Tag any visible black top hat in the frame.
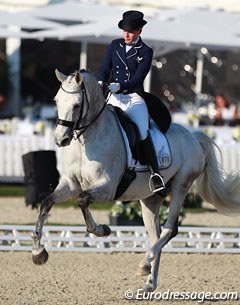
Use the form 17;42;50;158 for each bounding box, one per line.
118;10;147;32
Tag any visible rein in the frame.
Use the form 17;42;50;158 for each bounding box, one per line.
57;79;107;139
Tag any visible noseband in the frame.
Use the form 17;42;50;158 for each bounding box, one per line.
57;77;106;139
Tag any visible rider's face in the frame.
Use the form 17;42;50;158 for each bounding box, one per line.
123;29;142;45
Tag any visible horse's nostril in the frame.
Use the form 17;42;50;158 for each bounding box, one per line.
61;138;71;146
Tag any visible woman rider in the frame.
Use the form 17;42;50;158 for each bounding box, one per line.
98;10;166;197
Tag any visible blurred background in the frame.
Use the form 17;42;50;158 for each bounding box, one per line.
0;0;240;196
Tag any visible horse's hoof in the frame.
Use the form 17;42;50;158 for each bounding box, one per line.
32;248;49;265
136;261;152;276
102;224;111;236
144;281;156;293
144;285;155;293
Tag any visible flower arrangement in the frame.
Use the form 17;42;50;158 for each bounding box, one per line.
110;199;185;225
110;200;142;221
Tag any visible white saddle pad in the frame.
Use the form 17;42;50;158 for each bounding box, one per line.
121;120;172;172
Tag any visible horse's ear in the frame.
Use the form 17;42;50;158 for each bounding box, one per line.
75;71;82;85
55;69;67;83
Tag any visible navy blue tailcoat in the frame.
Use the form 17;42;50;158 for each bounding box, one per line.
98;37;153;94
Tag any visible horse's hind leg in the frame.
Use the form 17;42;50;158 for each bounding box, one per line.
77;191;111;237
139;172;198;275
32;177;80;265
138;195;163;292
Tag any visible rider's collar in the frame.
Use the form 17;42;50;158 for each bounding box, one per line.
125;37;140;46
120;37;141;48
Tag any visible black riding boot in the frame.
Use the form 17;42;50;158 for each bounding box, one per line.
141;133;167;197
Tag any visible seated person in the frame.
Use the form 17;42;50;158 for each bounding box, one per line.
214;94;239;126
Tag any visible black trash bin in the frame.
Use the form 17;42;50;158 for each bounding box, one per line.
22;150;59;208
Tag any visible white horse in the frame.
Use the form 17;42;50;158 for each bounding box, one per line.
32;69;240;292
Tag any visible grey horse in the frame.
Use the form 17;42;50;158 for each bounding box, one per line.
31;69;240;292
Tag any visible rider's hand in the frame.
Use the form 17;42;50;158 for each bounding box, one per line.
108;82;120;93
98;81;103;87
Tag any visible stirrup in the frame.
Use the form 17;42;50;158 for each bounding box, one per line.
149;173;166;196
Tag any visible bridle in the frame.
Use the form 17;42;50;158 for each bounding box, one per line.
57;76;107;139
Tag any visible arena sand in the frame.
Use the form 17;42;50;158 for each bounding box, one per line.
0;252;239;305
1;197;240;305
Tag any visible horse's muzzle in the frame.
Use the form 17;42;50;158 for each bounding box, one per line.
54;125;73;147
55;136;72;147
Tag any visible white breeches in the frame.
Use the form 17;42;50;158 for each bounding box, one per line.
108;92;148;140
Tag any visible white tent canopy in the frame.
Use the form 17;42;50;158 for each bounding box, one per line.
0;26;29;38
0;10;63;33
29;1;124;23
1;2;240;50
26;3;240;52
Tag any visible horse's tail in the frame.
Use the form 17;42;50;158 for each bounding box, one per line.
193;131;240;216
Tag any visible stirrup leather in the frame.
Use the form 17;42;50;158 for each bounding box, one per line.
149;173;166;193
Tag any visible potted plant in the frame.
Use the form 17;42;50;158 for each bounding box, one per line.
109;201;144;226
109;199;185;226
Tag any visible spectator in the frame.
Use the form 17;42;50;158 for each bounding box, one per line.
214;94;239;126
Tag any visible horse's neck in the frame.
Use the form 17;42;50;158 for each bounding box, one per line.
80;105;126;164
81;105;118;141
81;88;105;126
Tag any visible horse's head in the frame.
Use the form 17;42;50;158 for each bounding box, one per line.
54;69;85;146
54;70;106;146
54;69;104;147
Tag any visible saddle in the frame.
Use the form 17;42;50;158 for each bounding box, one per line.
136;90;172;134
114;107;140;161
113;93;171;165
111;94;172;199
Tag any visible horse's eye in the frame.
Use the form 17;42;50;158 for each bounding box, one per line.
73;104;80;110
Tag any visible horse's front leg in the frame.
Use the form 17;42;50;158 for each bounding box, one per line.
32;177;81;265
77;191;111;237
31;195;53;265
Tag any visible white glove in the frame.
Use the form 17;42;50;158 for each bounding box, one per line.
98;80;103;87
108;82;120;93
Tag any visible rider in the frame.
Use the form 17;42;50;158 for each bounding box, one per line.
98;10;166;197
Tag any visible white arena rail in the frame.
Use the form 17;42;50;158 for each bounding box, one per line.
0;127;240;183
0;225;239;253
0;128;56;183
